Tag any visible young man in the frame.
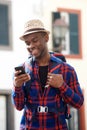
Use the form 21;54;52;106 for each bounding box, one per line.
12;19;84;130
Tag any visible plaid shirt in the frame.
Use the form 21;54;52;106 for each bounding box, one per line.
12;55;84;130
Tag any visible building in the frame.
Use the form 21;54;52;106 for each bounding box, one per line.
0;0;87;130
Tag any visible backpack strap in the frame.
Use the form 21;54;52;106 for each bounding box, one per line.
51;52;71;119
50;52;66;62
56;88;71;119
22;56;35;104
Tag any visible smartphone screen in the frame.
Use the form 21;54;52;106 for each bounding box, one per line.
15;66;25;75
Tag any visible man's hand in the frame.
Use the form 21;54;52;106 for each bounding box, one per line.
47;73;64;88
13;70;31;87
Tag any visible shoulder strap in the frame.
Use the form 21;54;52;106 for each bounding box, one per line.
52;52;71;120
50;52;66;62
23;52;65;93
23;57;34;103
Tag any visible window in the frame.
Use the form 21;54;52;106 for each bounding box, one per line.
67;90;85;130
0;89;14;130
67;104;86;130
0;96;6;130
68;107;79;130
0;0;12;50
52;8;82;59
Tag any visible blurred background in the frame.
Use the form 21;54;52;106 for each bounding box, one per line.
0;0;87;130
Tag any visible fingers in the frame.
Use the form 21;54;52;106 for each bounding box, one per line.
47;73;52;79
14;69;31;80
14;72;31;87
47;73;53;85
16;74;31;82
14;70;21;76
47;73;64;88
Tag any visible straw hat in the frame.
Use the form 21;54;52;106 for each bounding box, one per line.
19;19;50;41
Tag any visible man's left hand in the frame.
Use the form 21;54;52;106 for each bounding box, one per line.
47;73;64;88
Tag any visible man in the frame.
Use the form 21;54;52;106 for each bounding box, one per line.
12;19;84;130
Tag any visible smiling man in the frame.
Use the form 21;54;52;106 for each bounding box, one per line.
12;19;84;130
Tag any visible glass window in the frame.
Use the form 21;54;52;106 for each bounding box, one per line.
52;9;82;59
0;1;12;50
68;107;79;130
0;96;6;130
0;90;14;130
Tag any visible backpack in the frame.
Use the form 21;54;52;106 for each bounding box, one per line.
20;52;71;129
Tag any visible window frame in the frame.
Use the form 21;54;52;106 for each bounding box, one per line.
0;0;12;50
52;8;82;59
0;89;15;130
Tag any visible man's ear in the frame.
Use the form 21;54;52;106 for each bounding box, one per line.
45;34;49;42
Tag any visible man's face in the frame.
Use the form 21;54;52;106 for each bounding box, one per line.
24;32;48;59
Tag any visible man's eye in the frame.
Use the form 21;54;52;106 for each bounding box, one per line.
33;38;38;42
25;42;30;46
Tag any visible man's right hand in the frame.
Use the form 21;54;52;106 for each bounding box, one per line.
13;70;31;87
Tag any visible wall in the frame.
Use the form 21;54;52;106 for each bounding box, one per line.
0;0;87;129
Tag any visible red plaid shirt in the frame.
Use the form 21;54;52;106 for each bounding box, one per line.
12;55;84;130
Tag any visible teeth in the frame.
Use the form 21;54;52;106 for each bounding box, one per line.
30;49;33;51
45;85;49;88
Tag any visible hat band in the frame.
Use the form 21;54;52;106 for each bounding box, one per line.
24;28;45;34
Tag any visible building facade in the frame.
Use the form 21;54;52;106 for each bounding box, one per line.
0;0;87;130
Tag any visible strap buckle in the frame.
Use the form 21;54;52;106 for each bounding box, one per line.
37;106;48;113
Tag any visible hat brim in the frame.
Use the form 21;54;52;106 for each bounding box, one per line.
19;30;50;41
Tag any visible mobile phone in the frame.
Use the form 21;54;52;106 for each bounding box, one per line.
15;66;26;75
